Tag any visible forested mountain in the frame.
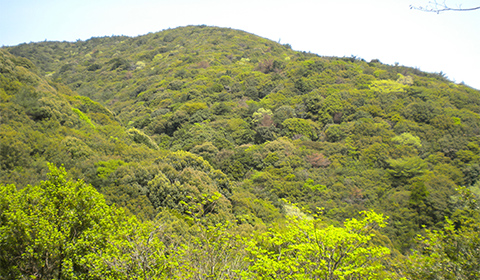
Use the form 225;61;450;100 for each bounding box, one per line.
1;25;480;279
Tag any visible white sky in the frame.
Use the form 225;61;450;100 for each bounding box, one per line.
1;0;479;89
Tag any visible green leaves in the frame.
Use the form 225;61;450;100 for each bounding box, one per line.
2;25;480;274
72;107;96;129
0;164;111;278
244;210;392;279
0;164;188;279
387;156;427;180
392;132;422;149
404;218;480;280
281;118;320;140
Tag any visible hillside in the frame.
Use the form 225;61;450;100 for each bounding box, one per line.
1;25;480;279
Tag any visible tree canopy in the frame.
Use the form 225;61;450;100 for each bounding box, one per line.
1;25;480;278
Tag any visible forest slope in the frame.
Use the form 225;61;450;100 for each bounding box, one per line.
2;25;480;261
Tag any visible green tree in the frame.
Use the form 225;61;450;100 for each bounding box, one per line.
403;218;480;280
243;209;393;279
281;118;320;140
402;185;480;279
387;156;428;183
392;132;422;150
0;164;109;278
0;164;170;279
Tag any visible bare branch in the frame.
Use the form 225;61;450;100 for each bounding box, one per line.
410;1;480;13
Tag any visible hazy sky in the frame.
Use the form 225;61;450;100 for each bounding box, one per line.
1;0;479;89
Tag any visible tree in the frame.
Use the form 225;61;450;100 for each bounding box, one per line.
175;220;249;279
281;118;320;140
0;164;171;279
0;164;115;279
403;218;480;280
242;209;394;279
387;156;428;183
99;219;175;280
402;186;480;279
410;1;480;13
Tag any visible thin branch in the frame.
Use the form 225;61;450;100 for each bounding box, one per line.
410;1;480;13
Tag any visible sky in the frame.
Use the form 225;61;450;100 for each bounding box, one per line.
1;0;479;89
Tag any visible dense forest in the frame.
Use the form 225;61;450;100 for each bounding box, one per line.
1;25;480;279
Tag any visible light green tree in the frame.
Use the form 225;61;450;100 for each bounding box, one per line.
391;132;422;150
0;164;171;279
242;209;394;279
0;164;112;279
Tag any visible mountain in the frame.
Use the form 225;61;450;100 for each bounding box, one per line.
1;25;480;278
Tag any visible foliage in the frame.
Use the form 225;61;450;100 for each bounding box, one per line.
1;25;480;277
72;107;96;129
0;164;154;279
402;186;480;279
243;209;394;279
